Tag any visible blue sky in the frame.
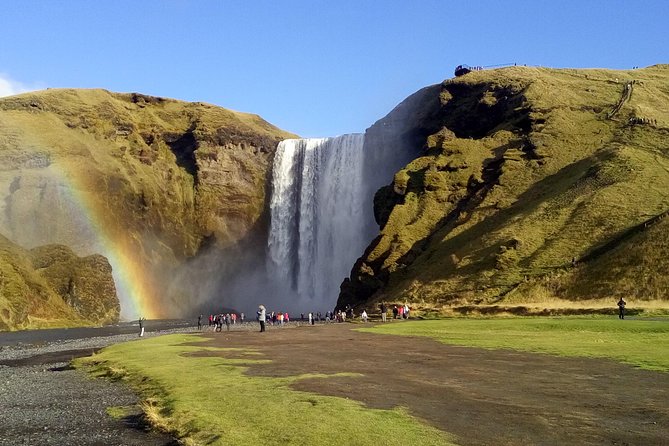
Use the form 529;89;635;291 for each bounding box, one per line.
1;1;667;137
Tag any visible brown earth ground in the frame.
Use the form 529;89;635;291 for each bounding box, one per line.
193;322;669;446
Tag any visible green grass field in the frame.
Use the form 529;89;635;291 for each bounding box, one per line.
76;317;669;445
76;334;454;446
359;317;669;372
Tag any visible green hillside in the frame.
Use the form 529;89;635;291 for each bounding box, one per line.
0;234;118;330
0;89;295;321
340;64;669;315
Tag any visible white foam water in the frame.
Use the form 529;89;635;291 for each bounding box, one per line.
267;134;367;310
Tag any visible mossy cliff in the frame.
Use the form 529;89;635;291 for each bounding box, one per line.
339;65;669;313
0;235;118;330
0;89;295;322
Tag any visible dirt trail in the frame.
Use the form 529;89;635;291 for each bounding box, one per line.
195;322;669;446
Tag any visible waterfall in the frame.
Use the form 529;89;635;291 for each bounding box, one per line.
268;134;368;310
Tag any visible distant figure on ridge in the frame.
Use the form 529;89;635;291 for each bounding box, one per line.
617;298;627;320
138;317;145;337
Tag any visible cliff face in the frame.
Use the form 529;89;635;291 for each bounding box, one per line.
0;235;118;330
340;65;669;312
0;89;295;319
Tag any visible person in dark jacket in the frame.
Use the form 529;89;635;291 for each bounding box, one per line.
617;298;627;319
380;302;387;322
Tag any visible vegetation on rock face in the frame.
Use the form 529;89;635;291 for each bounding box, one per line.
340;65;669;313
0;89;295;321
0;234;118;330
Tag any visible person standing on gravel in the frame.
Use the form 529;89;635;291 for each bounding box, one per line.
258;305;266;332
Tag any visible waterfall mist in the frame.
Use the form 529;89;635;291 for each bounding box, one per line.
178;85;438;317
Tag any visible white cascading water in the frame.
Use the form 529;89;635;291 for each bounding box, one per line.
268;134;368;310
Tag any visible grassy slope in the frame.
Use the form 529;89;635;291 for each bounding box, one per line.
77;334;453;446
0;234;106;330
0;89;296;322
348;65;669;313
0;88;295;254
359;318;669;372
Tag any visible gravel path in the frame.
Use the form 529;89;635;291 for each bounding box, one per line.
0;327;195;446
0;321;296;446
0;361;179;446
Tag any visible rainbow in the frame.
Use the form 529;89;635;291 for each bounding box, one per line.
9;111;178;322
54;165;162;321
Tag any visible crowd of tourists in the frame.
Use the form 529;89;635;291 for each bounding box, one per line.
197;312;246;332
193;301;415;334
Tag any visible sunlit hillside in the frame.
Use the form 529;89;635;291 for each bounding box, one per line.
340;65;669;315
0;89;295;323
0;234;118;330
